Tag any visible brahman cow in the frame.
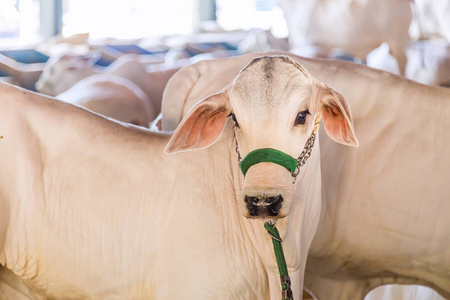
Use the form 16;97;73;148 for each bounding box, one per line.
279;0;412;74
36;54;179;115
56;74;156;127
161;52;450;299
0;55;357;299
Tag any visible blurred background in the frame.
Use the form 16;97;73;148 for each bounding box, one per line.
0;0;449;93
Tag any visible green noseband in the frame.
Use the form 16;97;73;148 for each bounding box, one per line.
235;112;322;180
239;148;297;176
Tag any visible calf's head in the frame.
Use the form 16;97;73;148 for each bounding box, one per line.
165;55;358;219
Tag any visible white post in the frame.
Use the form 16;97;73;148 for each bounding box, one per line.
39;0;62;38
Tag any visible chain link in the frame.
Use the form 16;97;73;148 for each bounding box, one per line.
292;132;316;179
297;132;316;168
234;130;242;162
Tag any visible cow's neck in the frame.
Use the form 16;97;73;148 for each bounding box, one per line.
225;130;323;299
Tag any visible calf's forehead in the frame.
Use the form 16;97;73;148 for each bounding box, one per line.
230;56;314;116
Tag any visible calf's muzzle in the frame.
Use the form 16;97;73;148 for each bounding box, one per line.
244;194;283;217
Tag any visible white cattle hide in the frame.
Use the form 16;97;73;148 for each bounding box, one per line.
161;52;450;299
0;55;357;299
36;54;179;114
57;74;156;127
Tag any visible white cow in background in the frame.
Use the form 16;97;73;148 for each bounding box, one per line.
0;56;358;299
56;74;156;127
36;54;180;115
409;0;450;42
365;41;450;87
405;41;450;87
365;43;401;75
161;52;450;299
279;0;412;74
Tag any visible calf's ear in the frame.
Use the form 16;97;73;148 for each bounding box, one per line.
165;86;231;154
318;84;359;147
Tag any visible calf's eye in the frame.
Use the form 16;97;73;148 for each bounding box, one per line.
295;110;310;126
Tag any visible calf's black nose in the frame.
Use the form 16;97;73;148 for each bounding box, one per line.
244;195;283;217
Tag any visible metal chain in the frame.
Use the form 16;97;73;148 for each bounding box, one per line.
234;130;242;162
297;132;316;168
292;132;316;179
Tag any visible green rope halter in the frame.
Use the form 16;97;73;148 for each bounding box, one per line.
264;221;293;300
235;112;322;181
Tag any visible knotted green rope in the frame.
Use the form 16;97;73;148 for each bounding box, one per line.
240;148;297;176
264;222;293;300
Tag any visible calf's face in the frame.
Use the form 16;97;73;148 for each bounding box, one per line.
166;55;358;220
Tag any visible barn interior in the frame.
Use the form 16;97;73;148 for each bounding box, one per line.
0;1;449;299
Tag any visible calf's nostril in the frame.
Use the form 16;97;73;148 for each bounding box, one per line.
244;194;283;217
268;195;282;203
245;196;255;204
